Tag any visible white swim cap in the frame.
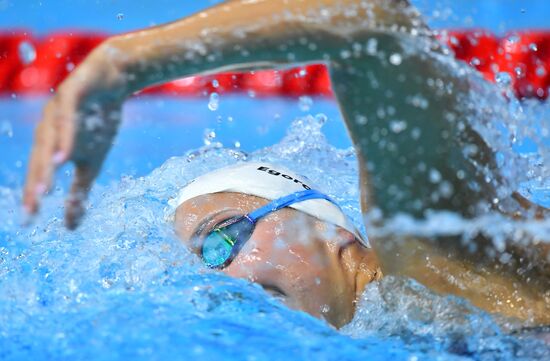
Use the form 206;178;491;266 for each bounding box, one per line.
170;162;369;247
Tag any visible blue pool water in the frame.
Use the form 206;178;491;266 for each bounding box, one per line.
1;93;550;360
1;1;550;360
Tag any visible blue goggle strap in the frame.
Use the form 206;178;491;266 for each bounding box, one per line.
247;189;340;223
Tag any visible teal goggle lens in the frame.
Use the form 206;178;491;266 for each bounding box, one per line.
200;216;255;268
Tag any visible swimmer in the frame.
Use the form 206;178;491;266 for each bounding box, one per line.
23;0;549;327
171;162;381;327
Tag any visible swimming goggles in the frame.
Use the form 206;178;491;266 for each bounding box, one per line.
199;189;340;269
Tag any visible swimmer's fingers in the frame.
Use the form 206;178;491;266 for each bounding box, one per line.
23;96;75;214
65;164;99;230
64;103;121;229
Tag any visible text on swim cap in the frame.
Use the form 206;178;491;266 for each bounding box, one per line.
257;166;311;190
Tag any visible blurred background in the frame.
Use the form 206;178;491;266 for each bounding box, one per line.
1;0;549;34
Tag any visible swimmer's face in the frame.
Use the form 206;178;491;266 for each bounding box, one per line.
174;192;381;328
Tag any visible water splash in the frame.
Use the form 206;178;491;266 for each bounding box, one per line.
0;110;548;359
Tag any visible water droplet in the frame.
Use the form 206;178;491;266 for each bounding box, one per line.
389;53;402;66
0;121;13;138
203;129;216;145
366;38;378;55
234;141;241;148
439;181;453;198
355;115;368;125
212;79;219;88
429;168;442;183
507;34;520;44
390;120;407;133
535;66;546;78
529;43;538;52
208;93;219;111
314;113;328;126
321;304;330;313
116;13;124;20
18;41;36;65
298;96;313;112
340;49;351;59
411;127;421;140
495;72;512;87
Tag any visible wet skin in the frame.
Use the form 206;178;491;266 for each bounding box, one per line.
174;192;381;328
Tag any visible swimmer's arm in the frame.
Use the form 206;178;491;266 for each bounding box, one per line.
24;0;420;227
106;0;420;93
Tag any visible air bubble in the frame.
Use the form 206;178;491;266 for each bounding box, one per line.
18;41;36;65
234;141;241;148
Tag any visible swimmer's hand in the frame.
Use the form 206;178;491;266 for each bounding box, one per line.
23;42;128;229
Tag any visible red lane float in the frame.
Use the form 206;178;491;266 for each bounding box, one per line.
1;30;550;100
0;31;34;91
438;29;550;99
